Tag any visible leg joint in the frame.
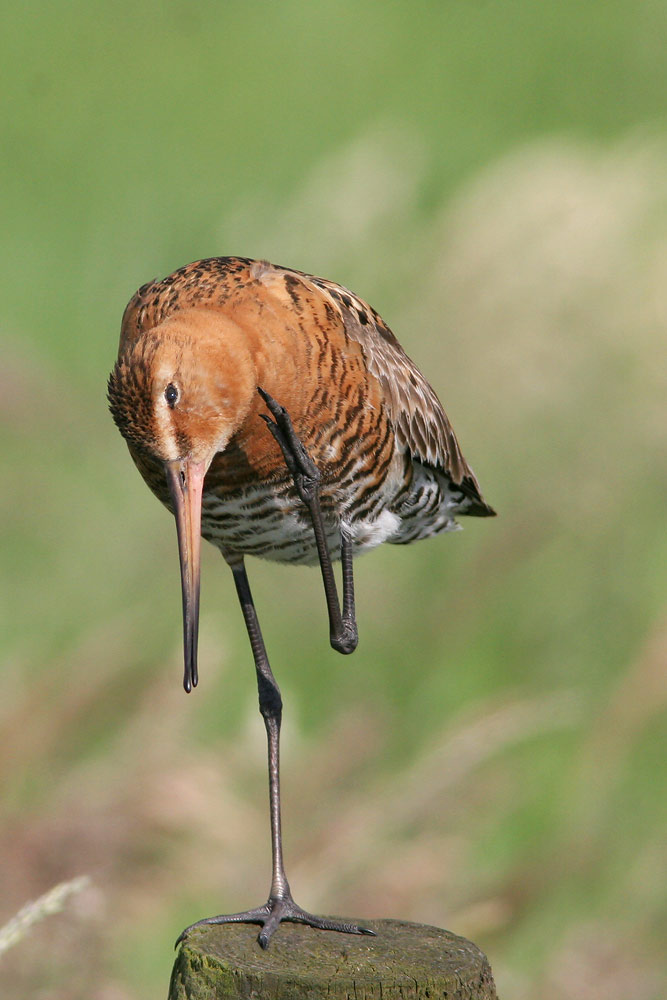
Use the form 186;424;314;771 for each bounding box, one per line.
257;672;283;719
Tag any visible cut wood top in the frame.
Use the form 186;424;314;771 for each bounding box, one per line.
169;918;497;1000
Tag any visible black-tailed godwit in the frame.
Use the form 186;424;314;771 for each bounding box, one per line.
108;256;495;948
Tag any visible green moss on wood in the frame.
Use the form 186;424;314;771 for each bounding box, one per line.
168;918;497;999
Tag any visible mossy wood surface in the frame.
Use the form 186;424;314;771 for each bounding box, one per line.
168;918;497;1000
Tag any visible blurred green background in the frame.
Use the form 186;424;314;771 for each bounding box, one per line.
1;2;666;997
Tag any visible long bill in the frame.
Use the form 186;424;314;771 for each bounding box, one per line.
166;459;207;693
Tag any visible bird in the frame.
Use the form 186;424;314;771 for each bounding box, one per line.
108;255;495;949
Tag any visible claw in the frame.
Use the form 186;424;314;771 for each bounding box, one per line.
176;896;375;950
257;386;322;502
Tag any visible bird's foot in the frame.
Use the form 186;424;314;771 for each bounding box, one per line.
257;387;321;504
330;618;358;655
176;894;375;950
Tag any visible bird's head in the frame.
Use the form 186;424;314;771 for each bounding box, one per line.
108;308;255;692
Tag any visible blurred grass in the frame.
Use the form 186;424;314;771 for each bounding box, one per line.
1;2;666;998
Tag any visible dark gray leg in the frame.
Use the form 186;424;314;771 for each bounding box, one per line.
176;558;373;950
258;386;358;655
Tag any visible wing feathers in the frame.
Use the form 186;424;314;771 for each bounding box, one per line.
296;272;494;514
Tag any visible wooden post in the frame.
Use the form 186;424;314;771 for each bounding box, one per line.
168;918;497;999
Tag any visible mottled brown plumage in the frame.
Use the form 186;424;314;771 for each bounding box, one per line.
111;257;493;547
107;256;495;949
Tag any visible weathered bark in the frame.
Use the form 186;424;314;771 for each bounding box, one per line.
168;918;497;999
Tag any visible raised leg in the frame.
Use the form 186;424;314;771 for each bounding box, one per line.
258;386;358;655
176;558;373;950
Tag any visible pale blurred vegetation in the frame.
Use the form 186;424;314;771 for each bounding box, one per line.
1;2;666;999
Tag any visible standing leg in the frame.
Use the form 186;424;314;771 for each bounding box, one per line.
177;557;373;950
258;387;358;654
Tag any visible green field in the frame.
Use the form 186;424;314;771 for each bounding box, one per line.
1;2;666;997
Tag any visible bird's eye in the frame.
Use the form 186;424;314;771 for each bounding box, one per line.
165;383;179;408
